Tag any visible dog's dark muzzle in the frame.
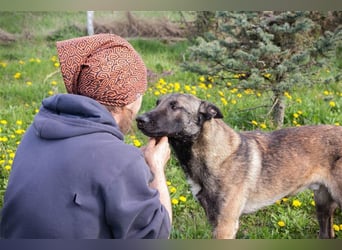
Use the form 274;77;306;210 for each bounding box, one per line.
136;114;151;130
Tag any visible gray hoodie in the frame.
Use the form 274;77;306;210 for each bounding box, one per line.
0;94;170;239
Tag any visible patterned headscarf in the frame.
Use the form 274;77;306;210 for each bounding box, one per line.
56;34;147;107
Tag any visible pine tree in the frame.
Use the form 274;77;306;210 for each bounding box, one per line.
182;11;340;128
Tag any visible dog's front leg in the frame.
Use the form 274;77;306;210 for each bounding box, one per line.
213;191;246;239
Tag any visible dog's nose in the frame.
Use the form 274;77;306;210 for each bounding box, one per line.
136;115;150;127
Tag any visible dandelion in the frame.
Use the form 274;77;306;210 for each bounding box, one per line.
50;80;58;86
169;186;177;193
296;98;302;104
179;196;187;202
329;101;336;108
174;82;181;92
54;62;60;68
18;60;25;65
231;99;237;105
311;200;315;206
4;165;11;171
292;199;302;208
293;113;299;119
237;93;243;98
16;120;23;126
133;139;142;147
154;90;161;96
14;72;21;79
166;181;172;186
284;92;292;99
1;120;8;125
0;61;7;67
26;81;32;86
199;76;205;82
277;220;285;227
333;224;340;232
15;129;25;135
171;198;179;205
334;122;340;126
323;90;330;95
221;98;228;106
251;120;258;126
259;123;267;129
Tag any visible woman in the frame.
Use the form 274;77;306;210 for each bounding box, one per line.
0;34;172;239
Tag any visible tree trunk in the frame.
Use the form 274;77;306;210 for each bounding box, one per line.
272;92;286;129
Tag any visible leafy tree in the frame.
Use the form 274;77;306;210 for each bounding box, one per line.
182;11;341;128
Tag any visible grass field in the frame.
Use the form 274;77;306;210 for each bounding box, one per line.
1;12;342;239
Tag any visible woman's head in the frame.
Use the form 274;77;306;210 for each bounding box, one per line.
56;33;147;108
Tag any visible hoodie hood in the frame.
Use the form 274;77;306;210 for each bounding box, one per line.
33;94;124;140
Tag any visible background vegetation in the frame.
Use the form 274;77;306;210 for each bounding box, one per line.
0;11;341;239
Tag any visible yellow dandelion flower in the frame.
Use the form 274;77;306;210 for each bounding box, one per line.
171;198;179;205
16;120;23;126
169;187;177;193
50;81;58;86
174;82;180;92
199;76;205;82
5;165;11;171
0;61;7;67
277;220;285;227
231;99;237;105
154;90;161;96
218;91;225;97
296;98;302;104
334;122;340;126
226;82;232;87
133;139;142;148
275;200;281;205
251;120;258;126
9;152;15;158
311;200;315;206
282;198;288;202
26;81;32;86
340;224;342;230
329;101;336;108
333;224;340;232
284;92;292;99
14;72;21;79
18;60;25;65
260;123;267;129
0;120;8;125
293;113;299;119
208;84;213;89
292;199;302;207
166;181;172;186
221;98;228;106
179;196;187;202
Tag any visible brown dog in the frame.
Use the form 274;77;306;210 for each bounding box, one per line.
136;93;342;239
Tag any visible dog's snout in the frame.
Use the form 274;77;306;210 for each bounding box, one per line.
136;114;150;127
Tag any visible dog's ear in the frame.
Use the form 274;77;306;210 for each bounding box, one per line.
199;101;224;120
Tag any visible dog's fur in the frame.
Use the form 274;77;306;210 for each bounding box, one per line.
136;93;342;239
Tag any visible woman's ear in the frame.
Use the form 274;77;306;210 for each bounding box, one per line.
198;101;224;121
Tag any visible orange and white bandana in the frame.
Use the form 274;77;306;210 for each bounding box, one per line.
56;34;147;107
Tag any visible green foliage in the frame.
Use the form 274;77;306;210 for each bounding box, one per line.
182;11;341;127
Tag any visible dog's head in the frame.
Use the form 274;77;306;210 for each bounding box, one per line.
136;93;223;140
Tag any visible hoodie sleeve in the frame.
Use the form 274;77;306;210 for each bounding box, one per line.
103;147;171;239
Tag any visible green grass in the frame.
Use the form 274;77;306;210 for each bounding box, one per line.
1;12;342;239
